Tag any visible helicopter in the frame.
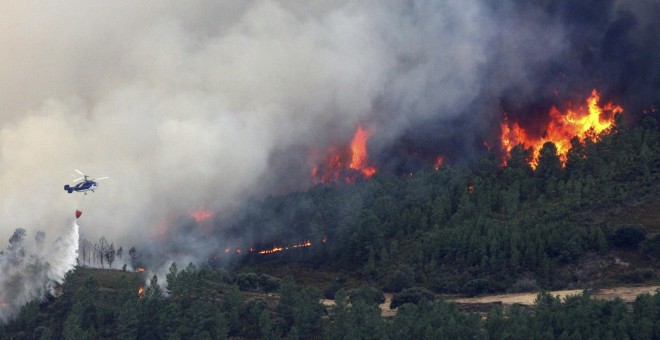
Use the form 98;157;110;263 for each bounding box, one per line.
64;169;109;194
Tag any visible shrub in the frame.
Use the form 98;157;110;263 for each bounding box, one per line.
641;235;660;259
384;265;415;292
235;272;259;291
349;286;385;306
462;278;491;297
618;268;656;283
608;224;647;249
323;283;341;300
506;278;540;294
258;274;281;293
390;287;434;309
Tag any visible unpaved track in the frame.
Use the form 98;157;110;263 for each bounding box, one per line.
447;285;660;306
323;285;660;317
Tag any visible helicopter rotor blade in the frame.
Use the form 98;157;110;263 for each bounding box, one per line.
74;169;85;176
73;177;84;182
95;176;110;180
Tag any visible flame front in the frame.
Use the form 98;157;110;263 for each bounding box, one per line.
138;287;144;298
500;89;623;168
311;123;377;184
349;124;377;178
256;240;312;254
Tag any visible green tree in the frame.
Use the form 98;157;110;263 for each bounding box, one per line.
62;301;91;340
165;262;179;296
324;288;352;340
565;137;587;178
293;287;324;339
276;276;298;328
117;300;139;340
609;224;647;249
390;287;435;309
235;272;259;291
105;242;116;268
349;286;385;306
535;142;563;194
223;285;244;336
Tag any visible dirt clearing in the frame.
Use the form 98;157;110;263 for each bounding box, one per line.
447;285;660;306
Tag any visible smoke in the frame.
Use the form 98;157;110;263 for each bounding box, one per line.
0;0;657;299
0;222;78;323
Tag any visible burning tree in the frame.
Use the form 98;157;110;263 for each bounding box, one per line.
310;124;377;184
500;89;623;168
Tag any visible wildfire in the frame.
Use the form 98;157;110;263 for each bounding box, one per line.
138;287;144;298
190;209;213;222
434;156;445;170
349;124;377;178
311;123;377;184
137;267;145;273
256;240;313;255
500;89;623;168
223;247;242;254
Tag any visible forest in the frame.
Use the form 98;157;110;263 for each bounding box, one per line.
1;115;659;339
2;265;660;339
226;115;659;295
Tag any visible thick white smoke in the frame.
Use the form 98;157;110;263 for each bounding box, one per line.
0;222;79;323
0;0;498;260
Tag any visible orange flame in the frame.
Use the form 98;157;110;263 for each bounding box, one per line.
311;123;377;184
500;89;622;168
190;209;213;222
137;267;145;273
434;156;445;170
256;240;313;255
349;124;377;178
138;287;144;298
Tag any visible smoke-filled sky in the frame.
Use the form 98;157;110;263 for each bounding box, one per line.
0;0;658;268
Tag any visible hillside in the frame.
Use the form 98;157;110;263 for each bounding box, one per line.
1;118;658;339
3;264;660;339
226;117;660;296
1;268;143;339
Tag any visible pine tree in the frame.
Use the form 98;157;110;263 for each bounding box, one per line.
105;243;116;268
117;300;139;340
166;262;179;296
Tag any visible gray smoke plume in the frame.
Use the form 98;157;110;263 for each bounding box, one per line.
0;0;657;307
0;222;78;323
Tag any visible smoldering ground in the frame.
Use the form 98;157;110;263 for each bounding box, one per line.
0;0;657;320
